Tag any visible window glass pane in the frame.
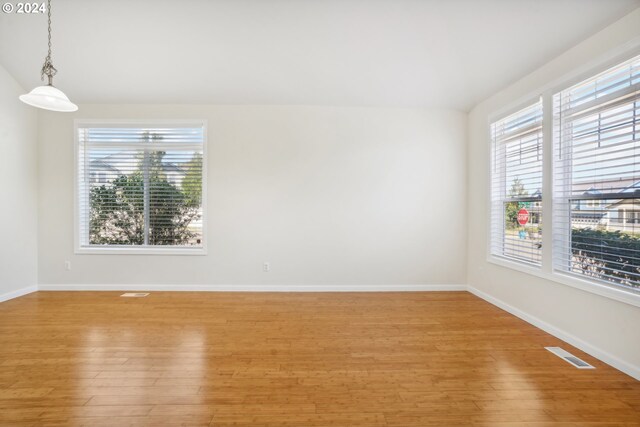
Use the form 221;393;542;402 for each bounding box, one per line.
554;54;640;290
88;148;145;245
148;150;203;246
491;100;543;266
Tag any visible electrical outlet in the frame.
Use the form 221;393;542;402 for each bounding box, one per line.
263;262;271;272
64;260;71;271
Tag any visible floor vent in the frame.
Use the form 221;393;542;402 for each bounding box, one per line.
545;347;595;369
120;293;150;298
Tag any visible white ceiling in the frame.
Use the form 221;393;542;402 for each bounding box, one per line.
1;0;639;110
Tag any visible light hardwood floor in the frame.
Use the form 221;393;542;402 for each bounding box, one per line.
0;291;638;426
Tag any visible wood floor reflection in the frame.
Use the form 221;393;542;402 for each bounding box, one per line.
0;291;638;426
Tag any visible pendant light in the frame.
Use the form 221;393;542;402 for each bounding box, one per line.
19;0;77;112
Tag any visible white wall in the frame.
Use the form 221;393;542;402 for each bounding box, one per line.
467;9;640;378
0;64;38;301
38;105;466;288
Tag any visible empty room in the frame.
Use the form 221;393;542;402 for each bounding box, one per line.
1;0;640;425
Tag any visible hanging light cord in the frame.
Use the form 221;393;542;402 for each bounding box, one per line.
40;0;57;85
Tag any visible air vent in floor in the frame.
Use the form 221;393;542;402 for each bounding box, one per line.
120;293;149;297
545;346;595;369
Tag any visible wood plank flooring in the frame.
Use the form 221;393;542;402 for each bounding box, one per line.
0;291;638;426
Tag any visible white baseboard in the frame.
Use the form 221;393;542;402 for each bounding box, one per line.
37;283;467;292
467;285;640;381
0;285;38;303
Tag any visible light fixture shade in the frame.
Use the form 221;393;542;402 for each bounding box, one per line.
19;85;78;112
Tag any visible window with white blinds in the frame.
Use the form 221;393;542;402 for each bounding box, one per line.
76;122;205;253
553;54;640;290
491;100;543;265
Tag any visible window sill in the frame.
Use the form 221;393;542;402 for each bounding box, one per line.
487;255;640;309
75;246;207;256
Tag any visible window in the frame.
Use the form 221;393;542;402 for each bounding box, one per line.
490;100;543;265
553;55;640;290
76;122;206;254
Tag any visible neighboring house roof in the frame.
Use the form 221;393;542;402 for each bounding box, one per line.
573;177;638;193
604;181;640;209
617;180;640;194
573;212;607;221
90;156;186;176
162;163;185;174
89;159;120;173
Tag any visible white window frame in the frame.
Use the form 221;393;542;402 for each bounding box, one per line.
487;42;640;308
74;119;208;256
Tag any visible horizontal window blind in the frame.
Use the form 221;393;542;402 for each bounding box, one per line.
77;124;205;250
553;54;640;290
491;100;543;265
